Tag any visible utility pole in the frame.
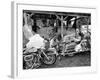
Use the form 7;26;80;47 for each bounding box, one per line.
61;16;64;38
55;15;68;39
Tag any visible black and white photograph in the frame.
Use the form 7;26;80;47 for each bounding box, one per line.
23;10;91;69
10;2;97;78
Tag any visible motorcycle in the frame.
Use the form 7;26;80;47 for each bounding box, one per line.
59;39;90;56
23;47;57;69
54;35;90;57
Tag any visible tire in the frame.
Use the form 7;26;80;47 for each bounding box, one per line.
42;53;56;65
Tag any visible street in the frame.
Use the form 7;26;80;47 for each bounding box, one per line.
40;51;91;68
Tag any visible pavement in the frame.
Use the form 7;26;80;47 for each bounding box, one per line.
39;51;91;69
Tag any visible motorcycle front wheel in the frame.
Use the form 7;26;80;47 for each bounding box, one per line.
42;53;56;65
